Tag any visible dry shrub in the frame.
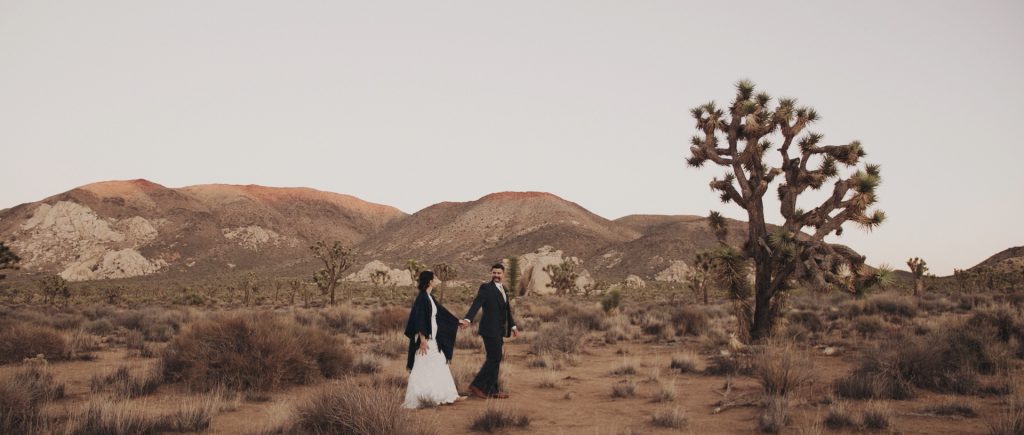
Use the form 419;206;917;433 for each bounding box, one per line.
377;332;411;359
84;319;116;336
969;304;1023;343
862;294;919;318
921;400;978;418
529;322;584;355
610;362;638;376
369;306;408;333
649;407;687;429
537;371;559;389
125;330;145;351
987;387;1024;435
353;354;383;374
754;340;813;396
161;313;353;392
787;310;824;333
470;404;530;433
758;394;790;433
0;322;68;364
320;305;367;335
861;401;893;430
90;365;161;399
651;380;677;403
670;351;701;374
65;399;163;435
836;322;1010;399
68;329;102;357
670;306;708;336
166;394;220;433
823;400;856;430
853;315;885;338
114;308;189;342
0;366;65;434
611;380;637;398
275;379;437;435
704;352;755;376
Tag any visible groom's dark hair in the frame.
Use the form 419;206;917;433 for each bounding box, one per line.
491;263;505;271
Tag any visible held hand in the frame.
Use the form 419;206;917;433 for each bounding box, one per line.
458;319;470;329
417;342;428;356
511;328;518;338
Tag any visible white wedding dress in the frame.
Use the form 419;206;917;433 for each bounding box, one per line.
403;295;460;409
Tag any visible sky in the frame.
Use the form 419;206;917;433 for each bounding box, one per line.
1;1;1022;275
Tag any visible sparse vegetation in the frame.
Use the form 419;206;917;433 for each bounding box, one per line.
470;404;531;433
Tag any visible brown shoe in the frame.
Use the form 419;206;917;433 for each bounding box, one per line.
469;385;487;399
489;392;510;399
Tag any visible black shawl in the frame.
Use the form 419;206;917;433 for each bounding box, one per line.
404;291;459;371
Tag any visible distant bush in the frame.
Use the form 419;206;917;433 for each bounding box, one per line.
529;322;585;355
601;289;622;314
369;306;408;333
0;322;68;364
161;313;353;392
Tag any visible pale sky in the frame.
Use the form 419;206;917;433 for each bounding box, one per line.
2;1;1022;275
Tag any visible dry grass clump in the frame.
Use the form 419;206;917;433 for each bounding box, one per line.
650;380;677;403
353;354;383;374
319;305;368;335
836;322;1011;399
758;393;790;433
862;294;919;318
921;400;978;418
704;352;755;376
90;365;161;399
611;380;637;398
113;307;190;342
0;366;65;434
0;322;69;364
610;361;638;376
470;403;530;433
754;340;813;396
786;310;825;334
986;387;1024;435
369;306;409;333
160;313;353;392
670;306;708;336
823;400;856;430
853;315;885;338
65;399;163;435
670;351;701;374
529;322;585;355
270;379;436;435
649;407;687;429
861;401;893;430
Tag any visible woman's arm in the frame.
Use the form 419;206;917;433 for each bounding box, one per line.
417;332;428;355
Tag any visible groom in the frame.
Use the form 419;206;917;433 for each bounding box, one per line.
460;263;518;399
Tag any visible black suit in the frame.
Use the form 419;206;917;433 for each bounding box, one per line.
463;281;517;395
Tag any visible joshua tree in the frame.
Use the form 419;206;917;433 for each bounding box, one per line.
310;241;355;305
687;251;716;305
432;263;457;302
287;279;303;305
506;256;522;296
38;274;70;307
405;259;427;283
686;80;885;340
370;270;391;289
544;259;580;296
0;242;21;281
907;257;928;296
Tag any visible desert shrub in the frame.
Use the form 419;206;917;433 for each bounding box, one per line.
836;322;1010;399
823;400;856;430
863;294;919;318
456;332;483;350
369;306;408;333
84;318;116;336
610;362;638;376
320;305;366;335
787;310;824;333
670;306;708;336
754;340;813;396
90;366;161;399
284;379;436;435
861;401;893;430
704;352;755;376
921;401;978;418
537;372;559;389
470;404;530;433
0;322;68;364
670;351;701;374
562;305;609;332
651;380;677;403
969;304;1022;343
0;366;65;434
601;289;622;314
649;407;687;429
758;394;790;433
125;330;145;351
781;322;811;343
69;329;102;357
165;394;219;433
611;380;637;398
529;322;584;355
161;313;353;392
65;400;163;435
986;389;1024;435
853;315;885;338
113;308;189;342
353;354;383;374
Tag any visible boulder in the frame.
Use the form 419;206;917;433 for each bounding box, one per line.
515;246;592;296
346;260;414;286
624;274;646;289
655;260;692;282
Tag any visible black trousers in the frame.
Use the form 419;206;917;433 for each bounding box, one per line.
471;336;503;395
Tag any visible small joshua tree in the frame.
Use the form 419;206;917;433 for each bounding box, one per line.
38;274;70;307
907;257;928;296
310;241;355;305
432;263;457;302
406;259;427;283
687;251;717;305
370;270;391;289
686;80;885;340
544;259;580;296
0;242;20;281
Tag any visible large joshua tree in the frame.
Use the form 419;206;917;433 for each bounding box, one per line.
687;80;886;340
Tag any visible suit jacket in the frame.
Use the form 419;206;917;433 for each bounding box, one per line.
404;291;459;371
463;281;517;338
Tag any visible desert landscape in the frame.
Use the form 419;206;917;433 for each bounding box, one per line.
3;2;1023;434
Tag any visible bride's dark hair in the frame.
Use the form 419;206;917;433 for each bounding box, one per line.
417;270;435;292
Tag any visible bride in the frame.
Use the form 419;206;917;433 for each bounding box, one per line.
402;270;466;408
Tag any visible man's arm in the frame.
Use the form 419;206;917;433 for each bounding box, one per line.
460;284;486;327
